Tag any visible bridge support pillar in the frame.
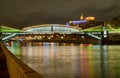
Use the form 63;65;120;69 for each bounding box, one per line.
101;31;109;45
101;23;110;45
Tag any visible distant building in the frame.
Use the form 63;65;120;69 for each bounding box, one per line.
68;14;95;29
85;16;95;23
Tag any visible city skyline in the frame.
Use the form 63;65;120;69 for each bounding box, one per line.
0;0;120;29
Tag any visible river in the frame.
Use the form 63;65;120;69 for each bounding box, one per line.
7;41;120;78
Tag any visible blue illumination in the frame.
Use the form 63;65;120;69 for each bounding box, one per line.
66;23;70;27
72;20;87;24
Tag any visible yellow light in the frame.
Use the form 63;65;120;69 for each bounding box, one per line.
85;16;95;21
48;37;51;39
80;14;84;20
69;21;73;24
61;36;64;39
51;35;53;38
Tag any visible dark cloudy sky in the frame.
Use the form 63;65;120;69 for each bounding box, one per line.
0;0;120;29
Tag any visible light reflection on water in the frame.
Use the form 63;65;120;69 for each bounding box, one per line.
7;42;120;78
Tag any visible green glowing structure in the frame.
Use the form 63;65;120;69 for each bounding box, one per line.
83;24;120;33
0;26;21;33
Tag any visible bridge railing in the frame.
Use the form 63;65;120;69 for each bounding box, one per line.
0;42;44;78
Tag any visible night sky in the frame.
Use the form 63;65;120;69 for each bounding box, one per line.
0;0;120;29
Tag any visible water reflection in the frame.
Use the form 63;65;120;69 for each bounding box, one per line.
7;42;120;78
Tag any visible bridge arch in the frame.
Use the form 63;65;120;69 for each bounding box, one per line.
22;24;81;34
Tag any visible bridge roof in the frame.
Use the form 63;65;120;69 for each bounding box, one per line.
22;24;80;30
22;24;81;34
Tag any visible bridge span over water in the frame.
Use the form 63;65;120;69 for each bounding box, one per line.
2;24;103;41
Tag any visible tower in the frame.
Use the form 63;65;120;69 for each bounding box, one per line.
80;14;84;20
101;23;109;45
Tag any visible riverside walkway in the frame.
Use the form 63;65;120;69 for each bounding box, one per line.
0;49;9;78
0;42;44;78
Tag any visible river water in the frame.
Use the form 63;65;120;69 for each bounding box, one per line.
7;42;120;78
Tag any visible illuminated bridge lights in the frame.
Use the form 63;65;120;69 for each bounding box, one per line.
23;24;81;34
3;23;120;42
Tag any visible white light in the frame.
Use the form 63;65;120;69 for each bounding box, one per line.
104;31;107;38
61;36;64;39
81;36;84;38
48;37;51;39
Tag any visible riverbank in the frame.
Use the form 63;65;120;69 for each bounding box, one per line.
0;43;9;78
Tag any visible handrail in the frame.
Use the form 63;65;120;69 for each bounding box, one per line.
0;42;44;78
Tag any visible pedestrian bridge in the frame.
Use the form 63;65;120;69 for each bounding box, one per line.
2;24;102;41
